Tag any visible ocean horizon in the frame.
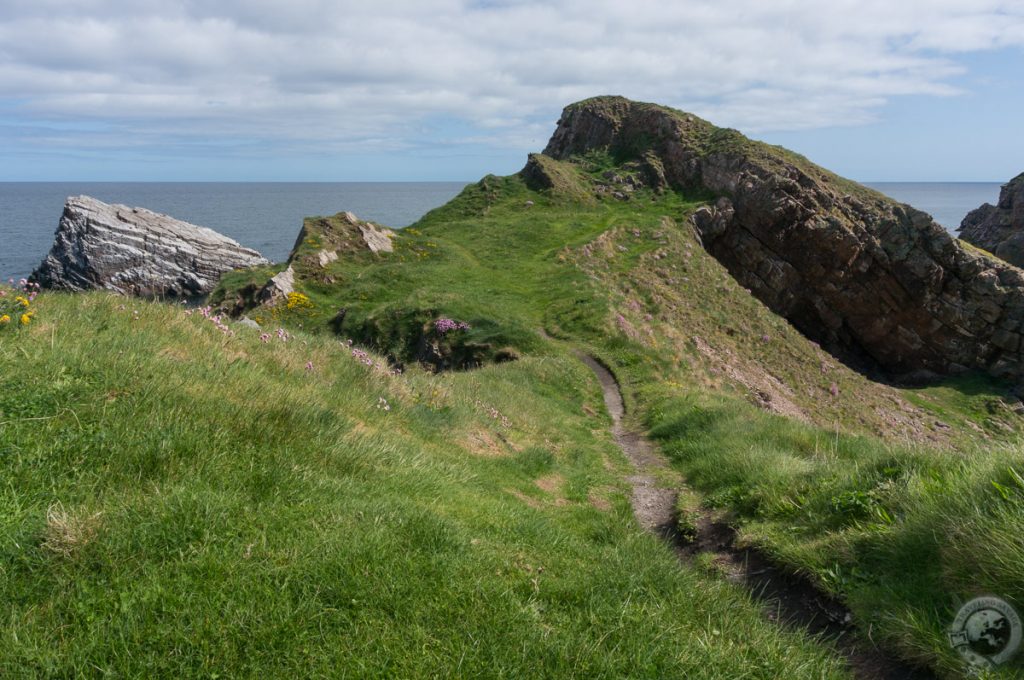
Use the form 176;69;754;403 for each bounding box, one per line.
0;180;1003;280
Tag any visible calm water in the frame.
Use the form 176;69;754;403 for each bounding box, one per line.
0;182;469;280
0;181;1003;280
865;182;1002;233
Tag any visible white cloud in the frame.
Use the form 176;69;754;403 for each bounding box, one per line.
1;0;1023;159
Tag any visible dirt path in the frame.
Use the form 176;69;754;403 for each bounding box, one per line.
578;353;935;680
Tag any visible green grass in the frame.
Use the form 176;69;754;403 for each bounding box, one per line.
205;153;1024;675
13;116;1024;677
642;384;1024;676
0;292;849;678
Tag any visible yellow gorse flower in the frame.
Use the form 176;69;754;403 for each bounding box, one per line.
0;315;9;324
286;292;313;310
14;296;28;307
19;311;33;325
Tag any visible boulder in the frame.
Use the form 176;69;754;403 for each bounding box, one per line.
358;223;394;254
959;172;1024;268
317;249;339;267
259;265;295;305
32;195;267;297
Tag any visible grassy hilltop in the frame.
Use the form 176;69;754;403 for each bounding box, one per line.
5;97;1024;677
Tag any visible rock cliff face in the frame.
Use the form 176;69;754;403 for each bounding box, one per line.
32;195;268;297
959;173;1024;268
542;96;1024;380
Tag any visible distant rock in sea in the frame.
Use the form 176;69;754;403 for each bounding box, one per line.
959;172;1024;268
32;195;268;297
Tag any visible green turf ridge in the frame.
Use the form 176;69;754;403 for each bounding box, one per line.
208;155;1024;676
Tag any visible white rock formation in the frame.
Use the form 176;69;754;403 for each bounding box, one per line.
317;249;339;267
32;195;268;297
258;265;295;304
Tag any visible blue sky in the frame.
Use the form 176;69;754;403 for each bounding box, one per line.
1;1;1023;182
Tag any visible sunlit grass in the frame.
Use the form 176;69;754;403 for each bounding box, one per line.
0;292;847;677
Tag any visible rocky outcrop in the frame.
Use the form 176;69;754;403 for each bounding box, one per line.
32;195;268;297
287;211;395;269
358;222;395;254
959;173;1024;268
543;96;1024;381
258;265;295;305
256;210;396;295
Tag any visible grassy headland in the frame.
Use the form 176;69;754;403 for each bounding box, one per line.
212;143;1024;676
6;99;1024;677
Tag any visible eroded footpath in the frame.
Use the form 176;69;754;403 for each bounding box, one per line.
578;353;935;680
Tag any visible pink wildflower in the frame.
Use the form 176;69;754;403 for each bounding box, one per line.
351;347;374;367
434;318;470;335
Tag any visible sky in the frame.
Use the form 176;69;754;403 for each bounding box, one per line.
1;0;1023;182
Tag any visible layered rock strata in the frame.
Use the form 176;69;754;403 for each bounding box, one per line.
33;195;267;297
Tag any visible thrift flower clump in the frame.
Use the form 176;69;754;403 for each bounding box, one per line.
184;306;234;337
350;347;374;366
342;339;403;375
434;317;470;335
0;278;40;331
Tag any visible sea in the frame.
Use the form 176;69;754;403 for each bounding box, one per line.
0;182;469;281
0;181;1003;281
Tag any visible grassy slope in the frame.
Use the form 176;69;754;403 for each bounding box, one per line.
1;292;850;677
209;157;1024;676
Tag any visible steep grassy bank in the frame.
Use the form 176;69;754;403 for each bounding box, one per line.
0;291;849;677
